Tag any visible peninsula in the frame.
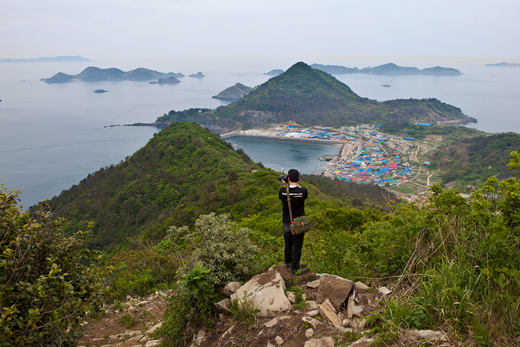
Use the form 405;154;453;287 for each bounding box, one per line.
41;66;184;83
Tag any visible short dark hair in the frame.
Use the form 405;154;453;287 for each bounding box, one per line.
288;169;299;182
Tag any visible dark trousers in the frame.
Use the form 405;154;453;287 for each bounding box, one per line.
283;223;305;270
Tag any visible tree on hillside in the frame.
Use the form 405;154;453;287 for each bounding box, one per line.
0;186;105;346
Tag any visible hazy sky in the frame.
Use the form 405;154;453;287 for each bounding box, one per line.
1;0;519;61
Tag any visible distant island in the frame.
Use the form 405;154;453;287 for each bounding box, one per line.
93;89;108;93
311;63;462;76
188;72;205;78
212;83;253;101
0;56;91;63
41;66;184;83
264;69;284;76
148;76;181;85
485;62;520;67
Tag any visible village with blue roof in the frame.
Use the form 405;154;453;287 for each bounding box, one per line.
223;122;439;202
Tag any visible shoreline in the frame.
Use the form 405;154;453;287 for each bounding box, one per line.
221;132;345;146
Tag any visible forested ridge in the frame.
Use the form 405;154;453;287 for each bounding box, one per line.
41;122;395;251
157;62;474;131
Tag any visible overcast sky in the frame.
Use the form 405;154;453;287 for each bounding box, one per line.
1;0;519;61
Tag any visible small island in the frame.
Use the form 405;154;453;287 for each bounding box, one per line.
212;83;253;101
148;76;181;85
264;69;284;76
382;84;391;88
94;89;108;93
188;72;205;78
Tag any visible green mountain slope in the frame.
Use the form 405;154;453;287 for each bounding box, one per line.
431;132;520;188
157;62;475;131
44;122;394;251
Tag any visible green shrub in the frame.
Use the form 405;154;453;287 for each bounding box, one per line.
159;213;260;346
101;248;178;301
165;213;259;284
0;187;105;346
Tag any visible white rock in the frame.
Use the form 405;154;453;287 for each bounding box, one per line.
303;336;335;347
286;291;296;303
406;329;447;342
305;328;314;338
354;281;369;291
145;322;162;335
230;271;291;316
378;287;392;295
264;318;279;328
275;336;284;345
350;337;376;346
304;301;317;310
305;309;318;316
145;340;161;347
306;280;321;288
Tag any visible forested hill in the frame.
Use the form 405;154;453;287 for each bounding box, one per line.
431;132;520;187
156;62;475;131
42;122;395;251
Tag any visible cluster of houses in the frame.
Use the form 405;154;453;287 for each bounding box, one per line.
319;136;415;187
229;125;418;187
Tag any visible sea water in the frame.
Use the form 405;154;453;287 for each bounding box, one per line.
0;56;519;207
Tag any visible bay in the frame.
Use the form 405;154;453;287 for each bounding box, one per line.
1;56;519;208
225;137;340;175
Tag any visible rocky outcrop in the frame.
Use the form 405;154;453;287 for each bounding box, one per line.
229;269;291;316
209;266;449;346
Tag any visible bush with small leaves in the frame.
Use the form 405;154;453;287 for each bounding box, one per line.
0;186;105;346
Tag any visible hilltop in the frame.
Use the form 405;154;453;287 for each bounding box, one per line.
156;62;475;131
41;66;184;83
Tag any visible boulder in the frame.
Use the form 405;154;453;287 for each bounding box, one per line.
317;274;354;311
215;298;231;312
223;282;241;296
230;271;291;316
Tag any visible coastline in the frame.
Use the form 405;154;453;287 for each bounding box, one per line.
221;132;345;146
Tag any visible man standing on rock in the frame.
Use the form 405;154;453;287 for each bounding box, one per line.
279;169;308;274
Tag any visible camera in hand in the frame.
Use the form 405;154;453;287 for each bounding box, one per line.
279;175;288;182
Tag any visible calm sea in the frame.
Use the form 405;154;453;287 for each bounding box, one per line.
1;56;519;208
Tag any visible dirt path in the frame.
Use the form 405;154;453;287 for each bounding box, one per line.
77;291;170;347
